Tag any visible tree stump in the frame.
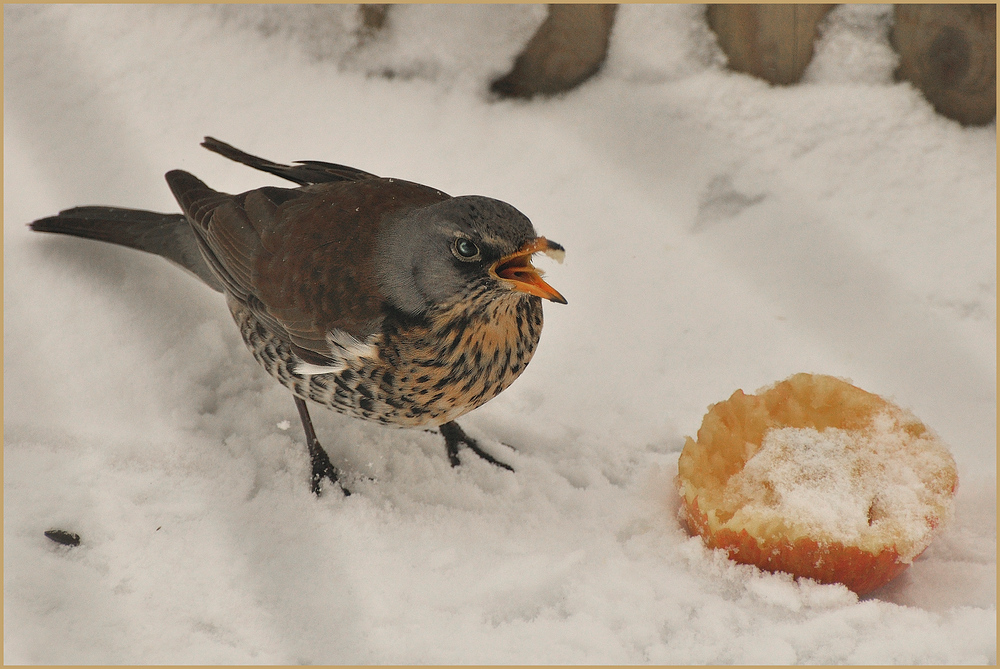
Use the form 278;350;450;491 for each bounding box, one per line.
706;4;835;85
891;4;996;126
491;4;618;99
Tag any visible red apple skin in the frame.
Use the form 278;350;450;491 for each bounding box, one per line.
682;497;918;596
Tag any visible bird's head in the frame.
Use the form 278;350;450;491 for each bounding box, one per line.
375;195;566;316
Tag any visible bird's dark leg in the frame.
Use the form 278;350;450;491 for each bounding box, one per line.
439;421;514;472
294;396;349;496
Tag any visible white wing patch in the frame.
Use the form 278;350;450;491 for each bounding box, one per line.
293;329;378;376
295;362;347;376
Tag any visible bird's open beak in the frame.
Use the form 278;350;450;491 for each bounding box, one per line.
491;237;567;304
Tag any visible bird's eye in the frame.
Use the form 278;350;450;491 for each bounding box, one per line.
453;237;481;261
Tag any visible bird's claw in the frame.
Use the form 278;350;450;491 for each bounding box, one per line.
309;445;350;496
439;421;515;472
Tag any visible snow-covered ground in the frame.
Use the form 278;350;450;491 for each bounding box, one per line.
4;4;995;664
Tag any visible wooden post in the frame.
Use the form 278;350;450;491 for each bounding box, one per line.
706;4;835;85
357;4;389;41
491;4;619;99
891;4;996;126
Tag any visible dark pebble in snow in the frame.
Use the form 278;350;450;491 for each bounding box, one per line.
44;529;81;546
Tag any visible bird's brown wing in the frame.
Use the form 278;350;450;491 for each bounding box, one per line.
166;169;448;366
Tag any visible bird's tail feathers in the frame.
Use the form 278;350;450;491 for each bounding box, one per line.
29;206;224;292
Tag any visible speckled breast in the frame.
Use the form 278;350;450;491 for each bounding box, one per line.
230;290;544;428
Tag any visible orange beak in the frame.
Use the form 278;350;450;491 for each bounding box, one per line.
491;237;567;304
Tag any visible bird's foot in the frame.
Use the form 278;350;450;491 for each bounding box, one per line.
308;440;350;496
295;396;350;496
439;421;514;472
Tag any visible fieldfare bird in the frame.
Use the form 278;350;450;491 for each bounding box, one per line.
30;137;566;495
